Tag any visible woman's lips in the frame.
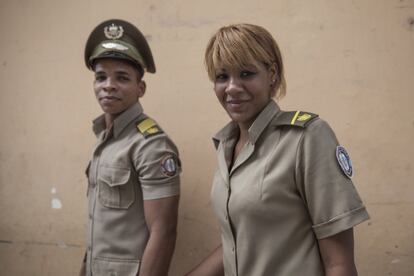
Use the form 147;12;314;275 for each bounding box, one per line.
226;99;248;109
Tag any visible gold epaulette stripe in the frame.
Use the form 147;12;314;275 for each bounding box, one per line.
137;118;157;133
290;110;301;125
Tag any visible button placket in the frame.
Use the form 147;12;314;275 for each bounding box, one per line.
87;136;107;275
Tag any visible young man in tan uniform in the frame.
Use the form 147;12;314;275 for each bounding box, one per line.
80;19;181;276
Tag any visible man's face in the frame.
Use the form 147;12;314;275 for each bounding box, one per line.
93;59;145;116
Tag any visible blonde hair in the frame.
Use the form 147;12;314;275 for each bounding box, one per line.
205;23;286;100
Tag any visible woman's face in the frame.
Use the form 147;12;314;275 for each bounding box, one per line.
214;61;276;128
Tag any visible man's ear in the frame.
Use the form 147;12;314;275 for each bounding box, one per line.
137;80;146;98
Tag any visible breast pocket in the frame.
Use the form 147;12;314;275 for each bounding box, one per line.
98;165;135;209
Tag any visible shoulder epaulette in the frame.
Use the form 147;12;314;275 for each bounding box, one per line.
274;111;319;127
136;118;163;138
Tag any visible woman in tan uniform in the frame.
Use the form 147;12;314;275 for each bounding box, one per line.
187;24;369;276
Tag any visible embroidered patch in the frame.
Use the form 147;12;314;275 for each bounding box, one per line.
161;155;177;177
336;146;353;178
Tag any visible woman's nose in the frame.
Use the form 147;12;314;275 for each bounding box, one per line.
225;77;242;94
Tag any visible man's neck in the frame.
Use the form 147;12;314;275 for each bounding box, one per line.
104;113;116;131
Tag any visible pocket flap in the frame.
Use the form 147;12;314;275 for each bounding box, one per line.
98;165;131;187
92;257;140;276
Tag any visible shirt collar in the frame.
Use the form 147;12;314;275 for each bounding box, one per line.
212;121;239;149
92;102;144;138
212;100;280;147
248;100;280;144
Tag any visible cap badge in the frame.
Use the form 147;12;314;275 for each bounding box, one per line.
104;23;124;39
336;146;353;178
102;42;128;51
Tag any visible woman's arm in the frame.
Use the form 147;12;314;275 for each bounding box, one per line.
185;245;224;276
318;228;358;276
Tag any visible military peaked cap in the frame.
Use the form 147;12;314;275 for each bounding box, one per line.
84;19;156;73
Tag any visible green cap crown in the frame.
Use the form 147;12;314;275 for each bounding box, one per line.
84;19;156;73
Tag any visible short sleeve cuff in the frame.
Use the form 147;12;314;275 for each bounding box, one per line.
313;206;370;239
141;175;180;200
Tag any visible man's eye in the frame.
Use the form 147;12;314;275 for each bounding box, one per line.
95;75;106;82
118;76;130;81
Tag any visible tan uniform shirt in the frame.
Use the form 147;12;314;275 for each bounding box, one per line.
85;103;180;276
211;100;369;276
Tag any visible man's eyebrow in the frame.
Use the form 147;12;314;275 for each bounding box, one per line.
94;70;132;76
94;69;106;75
115;70;130;74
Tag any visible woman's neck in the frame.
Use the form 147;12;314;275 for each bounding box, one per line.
232;125;250;164
238;125;249;144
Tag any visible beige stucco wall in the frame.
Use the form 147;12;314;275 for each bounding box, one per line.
0;0;413;275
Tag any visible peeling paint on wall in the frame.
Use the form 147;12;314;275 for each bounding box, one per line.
407;17;414;31
50;187;62;209
391;259;401;264
51;198;62;209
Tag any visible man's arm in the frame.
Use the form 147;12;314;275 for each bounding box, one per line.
139;195;179;276
185;245;224;276
318;228;358;276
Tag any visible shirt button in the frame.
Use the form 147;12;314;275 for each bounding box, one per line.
232;247;235;253
89;213;93;219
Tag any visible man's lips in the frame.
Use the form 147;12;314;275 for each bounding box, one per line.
99;96;121;102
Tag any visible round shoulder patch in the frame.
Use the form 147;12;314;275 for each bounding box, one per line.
336;146;353;178
161;155;178;177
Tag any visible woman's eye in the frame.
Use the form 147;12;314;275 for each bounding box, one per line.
215;73;228;82
240;70;255;78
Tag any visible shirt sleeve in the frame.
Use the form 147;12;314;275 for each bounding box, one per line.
133;133;181;200
296;119;369;239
